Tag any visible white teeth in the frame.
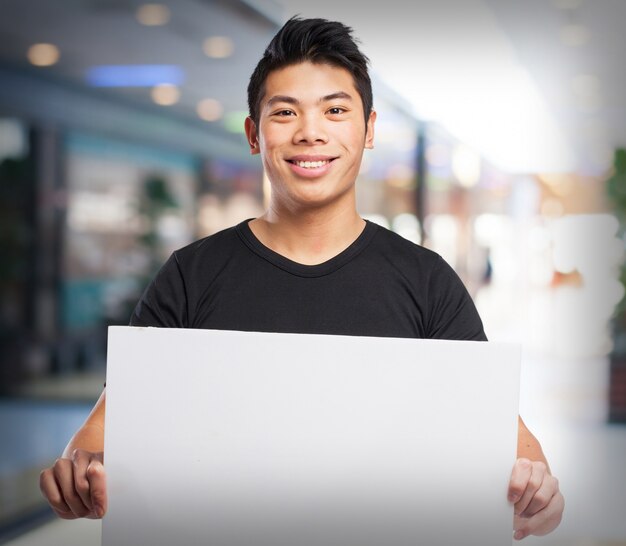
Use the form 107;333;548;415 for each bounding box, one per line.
294;160;329;168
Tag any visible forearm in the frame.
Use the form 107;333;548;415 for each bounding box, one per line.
511;417;563;539
62;389;106;457
41;390;108;519
517;416;550;472
62;423;105;457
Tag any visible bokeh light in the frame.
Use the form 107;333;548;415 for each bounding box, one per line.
203;36;234;59
151;83;180;106
27;43;60;67
197;98;223;122
136;3;171;26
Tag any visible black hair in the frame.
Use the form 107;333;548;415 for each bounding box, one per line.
247;16;373;127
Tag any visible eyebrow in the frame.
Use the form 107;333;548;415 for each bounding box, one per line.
320;91;353;102
265;91;354;107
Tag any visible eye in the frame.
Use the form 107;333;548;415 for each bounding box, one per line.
327;107;347;115
273;109;295;117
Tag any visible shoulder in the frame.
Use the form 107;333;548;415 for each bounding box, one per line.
130;221;249;327
174;222;241;259
365;222;486;340
364;221;465;297
370;221;438;257
367;220;444;273
170;221;247;273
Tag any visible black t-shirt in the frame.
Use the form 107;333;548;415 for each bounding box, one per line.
130;219;487;341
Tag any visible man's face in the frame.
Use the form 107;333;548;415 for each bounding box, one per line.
245;61;375;213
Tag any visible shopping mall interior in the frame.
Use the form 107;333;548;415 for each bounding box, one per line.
1;0;625;544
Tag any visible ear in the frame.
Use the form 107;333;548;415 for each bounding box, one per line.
364;109;376;149
245;116;260;155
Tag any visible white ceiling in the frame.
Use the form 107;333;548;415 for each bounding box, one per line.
280;0;626;175
0;0;624;175
486;0;626;175
0;0;279;130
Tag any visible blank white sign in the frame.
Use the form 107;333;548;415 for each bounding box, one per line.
103;326;520;546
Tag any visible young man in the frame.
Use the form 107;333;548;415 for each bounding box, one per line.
40;17;564;540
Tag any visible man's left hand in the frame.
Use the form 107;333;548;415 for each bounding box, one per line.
508;458;564;540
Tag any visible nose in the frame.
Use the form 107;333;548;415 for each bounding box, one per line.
293;113;328;145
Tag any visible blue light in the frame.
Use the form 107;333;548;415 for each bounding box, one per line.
85;65;185;87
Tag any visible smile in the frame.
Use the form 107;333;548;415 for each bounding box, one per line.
285;157;337;178
291;160;331;169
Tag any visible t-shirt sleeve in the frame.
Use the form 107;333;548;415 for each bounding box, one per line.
425;255;487;341
130;253;188;327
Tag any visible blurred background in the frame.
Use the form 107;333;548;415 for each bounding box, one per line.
0;0;625;544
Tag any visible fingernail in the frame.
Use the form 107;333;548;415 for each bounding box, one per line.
509;494;519;503
514;530;524;540
94;505;103;518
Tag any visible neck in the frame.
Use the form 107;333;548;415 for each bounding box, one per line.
249;200;365;265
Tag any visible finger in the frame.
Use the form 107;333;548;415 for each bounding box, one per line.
513;512;536;541
514;523;528;540
508;458;532;503
514;491;564;540
515;461;548;516
52;458;91;518
53;507;80;520
39;467;73;516
71;449;93;511
520;476;559;517
86;456;107;518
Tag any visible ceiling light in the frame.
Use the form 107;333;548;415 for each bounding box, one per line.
136;3;171;26
27;43;60;67
197;98;223;122
203;36;234;59
86;65;184;87
559;24;590;47
151;83;180;106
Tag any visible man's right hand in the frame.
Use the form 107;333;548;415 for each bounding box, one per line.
39;449;107;519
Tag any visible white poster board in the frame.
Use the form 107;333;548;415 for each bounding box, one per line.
103;326;520;546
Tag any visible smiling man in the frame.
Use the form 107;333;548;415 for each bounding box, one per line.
244;61;374;266
40;16;564;541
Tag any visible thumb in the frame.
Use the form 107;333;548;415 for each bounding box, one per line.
87;456;107;518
